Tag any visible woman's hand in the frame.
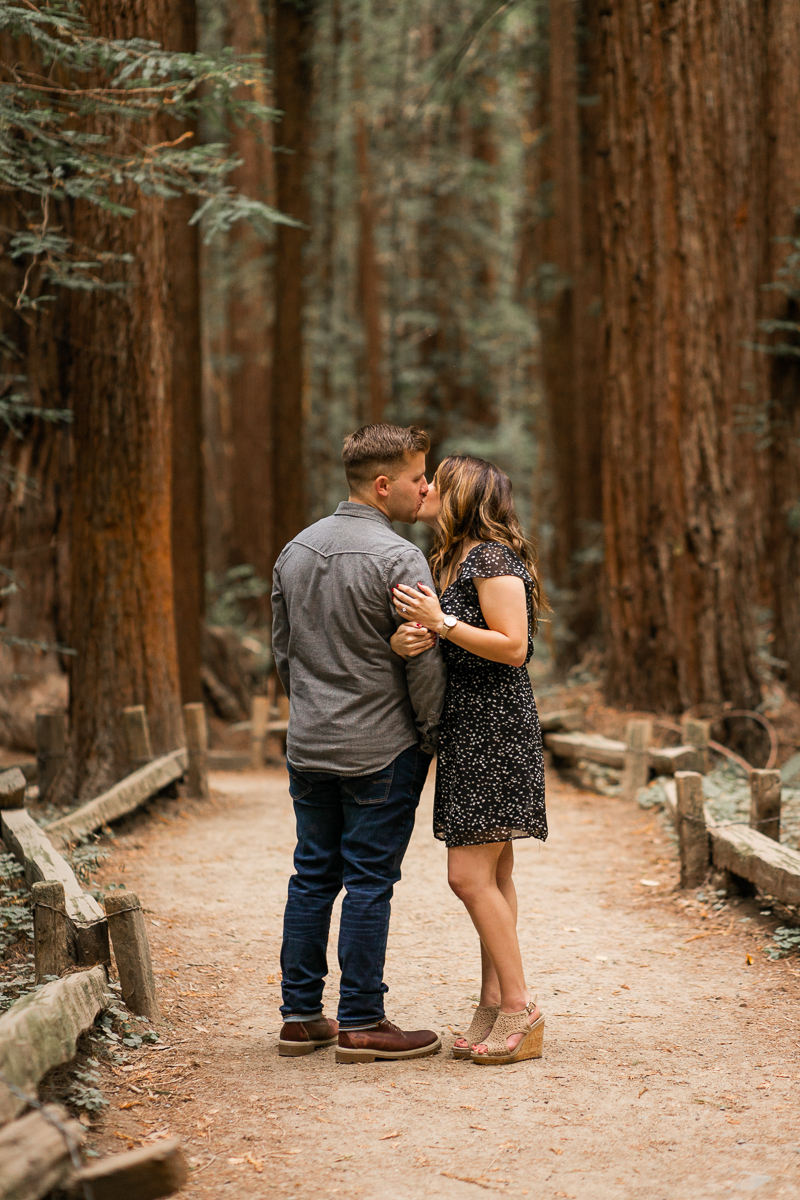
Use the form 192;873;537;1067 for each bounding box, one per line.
392;582;445;633
390;622;436;659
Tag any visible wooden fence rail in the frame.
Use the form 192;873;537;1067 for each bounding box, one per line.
0;701;202;1197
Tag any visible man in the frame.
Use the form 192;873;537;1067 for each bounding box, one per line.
272;423;447;1064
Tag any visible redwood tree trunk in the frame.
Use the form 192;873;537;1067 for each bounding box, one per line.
764;1;800;694
532;0;603;664
271;0;313;563
226;0;275;593
61;0;185;798
166;0;205;704
596;0;776;711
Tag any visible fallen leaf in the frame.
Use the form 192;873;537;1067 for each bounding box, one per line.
246;1153;263;1172
193;1025;209;1033
640;880;660;887
379;1131;400;1141
440;1171;494;1190
118;1100;143;1110
550;1147;564;1155
746;954;754;965
620;983;630;990
469;1124;487;1131
638;1088;649;1099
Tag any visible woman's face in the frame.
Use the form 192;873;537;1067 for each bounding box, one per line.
416;479;440;528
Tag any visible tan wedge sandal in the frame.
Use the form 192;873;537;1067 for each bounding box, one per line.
452;1004;499;1059
470;999;544;1066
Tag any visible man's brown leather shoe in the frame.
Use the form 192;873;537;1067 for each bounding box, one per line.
278;1015;339;1057
335;1018;441;1064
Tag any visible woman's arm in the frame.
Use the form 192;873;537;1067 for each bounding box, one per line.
393;578;529;667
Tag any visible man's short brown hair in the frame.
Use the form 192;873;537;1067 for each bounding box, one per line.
342;423;430;492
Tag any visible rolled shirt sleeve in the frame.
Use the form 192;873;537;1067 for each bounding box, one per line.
386;546;447;755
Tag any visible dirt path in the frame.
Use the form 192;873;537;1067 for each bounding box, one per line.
83;766;800;1200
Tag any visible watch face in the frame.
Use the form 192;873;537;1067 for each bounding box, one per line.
445;615;457;628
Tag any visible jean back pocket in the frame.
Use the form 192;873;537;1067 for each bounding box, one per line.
341;762;395;806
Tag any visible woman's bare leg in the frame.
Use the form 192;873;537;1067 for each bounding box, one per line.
449;841;537;1052
478;841;517;1006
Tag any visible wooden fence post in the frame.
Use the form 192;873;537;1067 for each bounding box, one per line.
0;768;26;809
621;719;652;800
675;771;710;887
250;696;269;769
183;703;209;800
35;712;67;800
680;716;711;774
122;706;153;769
750;768;781;842
31;880;72;982
105;892;160;1020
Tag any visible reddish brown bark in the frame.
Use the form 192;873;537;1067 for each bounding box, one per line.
226;0;275;592
764;1;800;693
595;0;781;711
271;0;313;563
355;107;387;424
61;0;185;798
532;0;603;663
166;0;204;704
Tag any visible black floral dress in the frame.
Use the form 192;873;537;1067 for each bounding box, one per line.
433;542;547;849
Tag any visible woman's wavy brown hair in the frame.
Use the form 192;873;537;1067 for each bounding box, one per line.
430;455;546;633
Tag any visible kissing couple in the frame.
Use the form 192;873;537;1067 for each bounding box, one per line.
271;423;547;1067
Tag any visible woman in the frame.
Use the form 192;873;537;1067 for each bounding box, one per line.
390;455;547;1066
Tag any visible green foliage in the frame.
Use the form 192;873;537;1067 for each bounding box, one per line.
765;925;800;960
68;1059;108;1112
206;564;271;629
68;836;110;887
0;850;32;952
0;0;297;435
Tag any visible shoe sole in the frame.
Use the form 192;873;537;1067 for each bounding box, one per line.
278;1036;338;1057
335;1035;442;1064
471;1017;545;1066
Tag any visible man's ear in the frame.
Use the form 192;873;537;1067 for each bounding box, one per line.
374;474;390;498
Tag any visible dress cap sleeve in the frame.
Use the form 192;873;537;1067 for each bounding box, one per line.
461;541;529;581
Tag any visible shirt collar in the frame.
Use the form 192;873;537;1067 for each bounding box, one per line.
334;501;394;530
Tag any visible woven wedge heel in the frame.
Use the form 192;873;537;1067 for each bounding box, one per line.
470;999;544;1066
452;1004;499;1059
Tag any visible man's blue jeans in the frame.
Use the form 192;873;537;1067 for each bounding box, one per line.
280;743;431;1030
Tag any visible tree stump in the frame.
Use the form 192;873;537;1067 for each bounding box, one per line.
750;768;781;842
621;719;652;800
32;880;72;983
680;716;711;774
105;892;160;1020
122;706;153;769
0;767;26;809
675;771;710;888
250;696;269;769
183;703;209;800
35;712;67;800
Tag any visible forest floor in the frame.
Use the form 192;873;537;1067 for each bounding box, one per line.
69;764;800;1200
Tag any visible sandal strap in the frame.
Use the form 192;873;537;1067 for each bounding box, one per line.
460;1004;499;1044
481;1001;538;1057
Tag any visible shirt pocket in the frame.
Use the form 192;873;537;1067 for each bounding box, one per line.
341;761;396;806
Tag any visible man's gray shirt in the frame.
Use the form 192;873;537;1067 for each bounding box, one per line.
272;501;447;776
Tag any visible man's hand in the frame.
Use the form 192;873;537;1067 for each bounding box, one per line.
390;622;437;659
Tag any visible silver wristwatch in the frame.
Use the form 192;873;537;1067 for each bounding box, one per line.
440;615;458;640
